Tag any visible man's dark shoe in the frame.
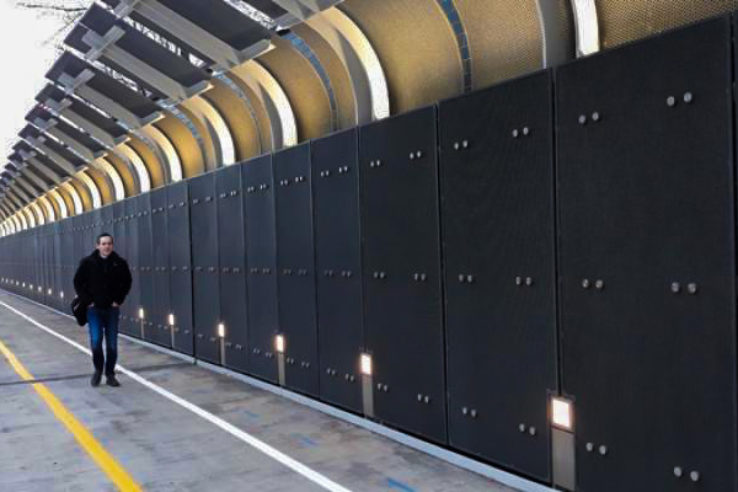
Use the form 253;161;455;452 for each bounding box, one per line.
90;372;102;387
106;375;121;387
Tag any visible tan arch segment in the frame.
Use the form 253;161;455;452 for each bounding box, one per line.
38;195;56;222
13;213;25;231
179;96;235;168
594;0;738;49
18;209;30;230
104;152;138;197
29;202;45;225
305;7;390;124
149;114;204;179
219;73;274;153
201;78;264;161
257;36;333;142
84;168;114;206
167;104;218;172
450;0;547;90
75;171;102;209
291;22;358;129
229;60;297;151
339;0;462;113
61;180;88;214
48;188;69;219
94;158;126;201
120;138;162;190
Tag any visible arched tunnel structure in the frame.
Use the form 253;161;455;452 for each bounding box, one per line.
1;1;738;491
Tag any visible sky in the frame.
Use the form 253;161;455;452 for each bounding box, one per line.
0;0;69;166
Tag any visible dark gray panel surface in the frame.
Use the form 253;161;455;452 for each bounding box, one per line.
216;165;248;372
359;106;446;443
167;182;193;355
439;71;557;481
189;173;220;363
275;143;319;396
312;128;363;412
150;188;171;347
557;17;737;491
241;155;278;382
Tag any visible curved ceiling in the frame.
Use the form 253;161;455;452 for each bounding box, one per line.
0;0;731;234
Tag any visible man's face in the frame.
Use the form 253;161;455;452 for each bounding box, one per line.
97;236;114;256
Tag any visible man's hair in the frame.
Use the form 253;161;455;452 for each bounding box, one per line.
97;233;114;245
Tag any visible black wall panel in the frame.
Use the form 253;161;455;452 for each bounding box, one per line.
359;106;447;443
439;71;557;481
150;188;171;347
274;143;319;396
557;17;737;491
138;193;156;343
189;173;220;363
123;197;139;336
312;128;364;412
167;182;194;355
216;165;248;372
241;155;278;382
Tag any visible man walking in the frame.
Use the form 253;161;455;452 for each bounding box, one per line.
74;233;132;387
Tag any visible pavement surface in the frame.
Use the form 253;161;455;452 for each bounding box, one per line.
0;290;515;492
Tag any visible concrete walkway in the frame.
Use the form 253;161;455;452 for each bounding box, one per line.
0;291;514;492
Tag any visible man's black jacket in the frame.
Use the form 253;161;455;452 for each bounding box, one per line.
73;250;132;309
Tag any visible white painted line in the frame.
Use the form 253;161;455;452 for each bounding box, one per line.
0;299;352;492
3;291;554;492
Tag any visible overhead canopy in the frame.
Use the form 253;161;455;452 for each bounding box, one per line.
46;52;162;128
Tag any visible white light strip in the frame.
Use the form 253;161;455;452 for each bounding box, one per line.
571;0;600;57
49;189;68;218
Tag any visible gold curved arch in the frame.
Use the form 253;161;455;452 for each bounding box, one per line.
76;171;102;209
95;158;126;201
169;105;218;172
104;152;138;196
29;202;44;225
456;0;547;89
38;196;56;222
17;210;29;230
338;0;462;112
202;78;264;161
12;214;22;232
85;168;114;206
60;181;84;215
115;143;152;192
140;123;184;181
150;114;204;179
127;136;166;188
595;0;738;49
48;189;68;219
180;96;236;167
306;7;390;123
230;60;298;150
257;36;332;141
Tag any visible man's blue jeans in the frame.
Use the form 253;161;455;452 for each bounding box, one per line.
87;306;119;376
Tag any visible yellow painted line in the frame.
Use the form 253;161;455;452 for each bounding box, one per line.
0;338;142;492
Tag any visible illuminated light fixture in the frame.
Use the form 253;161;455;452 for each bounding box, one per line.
360;353;373;376
217;323;226;338
138;307;145;319
48;289;52;295
60;291;65;298
275;334;285;353
552;397;573;431
168;313;175;326
38;286;42;292
22;282;26;287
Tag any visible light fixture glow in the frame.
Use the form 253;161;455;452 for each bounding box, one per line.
275;334;285;353
360;353;372;376
60;291;65;298
217;323;226;338
552;397;573;431
138;307;145;319
168;313;175;326
48;289;52;295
